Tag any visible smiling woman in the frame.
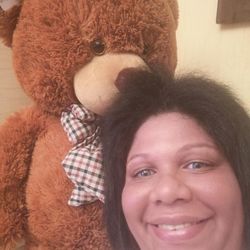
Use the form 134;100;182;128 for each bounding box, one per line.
123;112;243;250
101;69;250;250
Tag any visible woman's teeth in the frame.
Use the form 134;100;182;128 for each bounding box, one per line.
157;222;198;231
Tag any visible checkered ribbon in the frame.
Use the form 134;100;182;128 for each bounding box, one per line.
61;104;104;206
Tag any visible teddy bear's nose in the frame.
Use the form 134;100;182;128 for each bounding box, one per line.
115;67;147;91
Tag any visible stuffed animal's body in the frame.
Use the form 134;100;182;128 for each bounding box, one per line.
0;0;178;249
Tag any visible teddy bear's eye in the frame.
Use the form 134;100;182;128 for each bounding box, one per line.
143;44;150;55
90;39;105;56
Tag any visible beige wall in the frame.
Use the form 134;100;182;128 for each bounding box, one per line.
0;43;31;123
0;0;249;123
176;0;250;113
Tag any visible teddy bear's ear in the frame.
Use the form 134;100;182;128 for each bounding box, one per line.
0;0;23;47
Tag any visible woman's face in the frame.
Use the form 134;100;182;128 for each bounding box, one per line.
122;112;244;250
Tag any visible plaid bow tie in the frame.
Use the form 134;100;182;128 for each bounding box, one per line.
61;104;104;206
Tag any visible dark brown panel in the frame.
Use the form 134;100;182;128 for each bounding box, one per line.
217;0;250;24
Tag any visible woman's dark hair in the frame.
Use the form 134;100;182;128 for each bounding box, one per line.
100;69;250;250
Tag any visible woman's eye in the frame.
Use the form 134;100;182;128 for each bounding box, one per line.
134;168;155;178
185;161;213;172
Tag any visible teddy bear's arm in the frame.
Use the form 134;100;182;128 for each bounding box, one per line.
0;106;46;249
168;0;179;26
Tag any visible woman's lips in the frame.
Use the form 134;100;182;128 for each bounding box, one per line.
148;217;211;243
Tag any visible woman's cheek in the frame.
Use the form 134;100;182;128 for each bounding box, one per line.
122;181;149;217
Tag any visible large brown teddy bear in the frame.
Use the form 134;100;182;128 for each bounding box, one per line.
0;0;178;249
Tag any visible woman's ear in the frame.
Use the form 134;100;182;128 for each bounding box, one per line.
0;0;23;47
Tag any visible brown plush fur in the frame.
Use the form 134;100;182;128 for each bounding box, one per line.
0;2;23;47
0;0;178;249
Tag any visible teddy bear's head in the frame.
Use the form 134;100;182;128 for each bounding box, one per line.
0;0;178;115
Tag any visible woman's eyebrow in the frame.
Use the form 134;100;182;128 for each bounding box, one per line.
126;153;148;165
127;143;216;163
178;143;217;153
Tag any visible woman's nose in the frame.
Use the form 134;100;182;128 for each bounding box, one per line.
149;173;193;205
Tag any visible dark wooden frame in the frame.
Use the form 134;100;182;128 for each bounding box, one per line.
217;0;250;24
